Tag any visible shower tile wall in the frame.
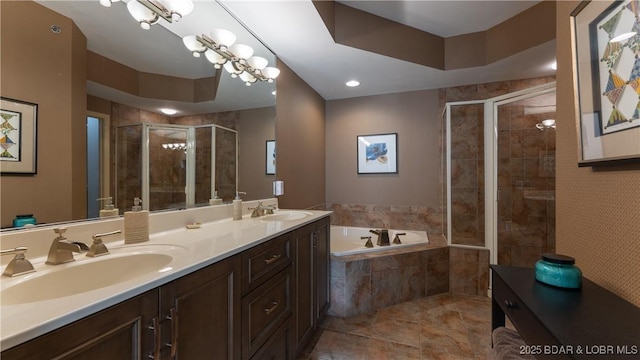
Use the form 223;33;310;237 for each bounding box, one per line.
328;203;443;235
497;93;556;267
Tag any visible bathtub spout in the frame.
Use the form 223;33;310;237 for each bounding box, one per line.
369;229;390;246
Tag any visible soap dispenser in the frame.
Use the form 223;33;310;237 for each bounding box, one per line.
232;191;246;220
98;197;119;218
124;197;149;244
209;191;223;205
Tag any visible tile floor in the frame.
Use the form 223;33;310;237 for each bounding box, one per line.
298;293;493;360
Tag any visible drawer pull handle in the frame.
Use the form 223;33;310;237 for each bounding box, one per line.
504;300;517;309
264;253;282;265
165;308;178;358
264;301;279;315
147;317;161;359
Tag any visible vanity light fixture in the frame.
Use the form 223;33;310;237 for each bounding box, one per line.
99;0;119;8
536;119;556;130
183;32;280;86
101;0;194;30
346;80;360;87
162;143;187;151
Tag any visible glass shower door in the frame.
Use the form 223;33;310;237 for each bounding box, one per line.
144;126;188;211
494;89;556;267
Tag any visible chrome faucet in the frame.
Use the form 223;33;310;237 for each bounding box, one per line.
87;230;121;257
250;201;265;218
46;228;81;265
1;247;35;277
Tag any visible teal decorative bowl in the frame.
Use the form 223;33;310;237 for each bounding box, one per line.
535;253;582;289
13;214;37;228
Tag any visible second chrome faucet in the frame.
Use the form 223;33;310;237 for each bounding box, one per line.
46;228;122;265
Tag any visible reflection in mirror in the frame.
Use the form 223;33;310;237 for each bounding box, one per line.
0;0;276;229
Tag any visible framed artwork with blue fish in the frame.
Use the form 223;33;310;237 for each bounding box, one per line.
571;0;640;165
357;133;397;174
1;97;37;175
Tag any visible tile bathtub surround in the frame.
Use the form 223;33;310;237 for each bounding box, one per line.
329;235;449;317
449;247;490;296
328;203;444;234
298;293;492;360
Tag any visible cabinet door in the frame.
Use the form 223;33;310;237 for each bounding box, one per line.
314;218;330;320
160;255;241;360
293;225;315;353
1;289;159;360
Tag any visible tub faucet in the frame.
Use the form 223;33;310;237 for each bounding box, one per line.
46;228;81;265
369;229;390;246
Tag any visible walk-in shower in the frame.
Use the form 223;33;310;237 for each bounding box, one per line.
115;123;237;212
445;82;557;268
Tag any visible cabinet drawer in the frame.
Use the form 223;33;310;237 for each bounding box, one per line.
493;275;564;355
250;317;293;360
242;266;292;360
242;234;291;294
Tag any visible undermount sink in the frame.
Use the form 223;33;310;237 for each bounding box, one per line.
261;211;313;221
1;245;186;305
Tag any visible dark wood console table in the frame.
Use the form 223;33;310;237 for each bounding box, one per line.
491;265;640;360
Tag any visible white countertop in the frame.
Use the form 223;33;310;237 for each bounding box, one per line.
0;208;331;351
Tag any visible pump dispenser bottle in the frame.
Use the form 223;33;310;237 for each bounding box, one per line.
124;198;149;244
233;191;246;220
98;197;119;218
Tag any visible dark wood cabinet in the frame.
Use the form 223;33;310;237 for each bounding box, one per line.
1;289;159;360
293;217;331;354
2;215;331;360
314;219;330;321
160;255;241;360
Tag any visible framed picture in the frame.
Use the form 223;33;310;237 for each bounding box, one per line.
1;97;38;174
357;133;397;174
266;140;275;175
571;0;640;166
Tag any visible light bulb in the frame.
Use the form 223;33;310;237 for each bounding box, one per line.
228;44;254;60
247;56;268;70
262;67;280;80
205;50;226;65
127;0;157;29
183;35;205;56
210;29;236;48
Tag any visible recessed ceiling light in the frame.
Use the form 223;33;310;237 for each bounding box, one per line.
346;80;360;87
160;108;177;115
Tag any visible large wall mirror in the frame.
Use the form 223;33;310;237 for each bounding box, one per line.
0;0;276;229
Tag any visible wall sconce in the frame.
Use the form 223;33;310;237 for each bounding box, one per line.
101;0;194;30
183;31;280;86
536;119;556;130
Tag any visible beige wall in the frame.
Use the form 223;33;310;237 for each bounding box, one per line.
275;61;326;209
1;1;87;227
556;2;640;306
238;107;276;200
325;90;441;207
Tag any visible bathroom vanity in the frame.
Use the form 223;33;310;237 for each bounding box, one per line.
0;206;330;360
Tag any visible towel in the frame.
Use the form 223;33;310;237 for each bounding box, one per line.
488;327;536;360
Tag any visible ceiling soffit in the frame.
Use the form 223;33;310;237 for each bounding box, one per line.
312;1;556;71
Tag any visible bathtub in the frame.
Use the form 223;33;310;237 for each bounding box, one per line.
330;226;429;256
